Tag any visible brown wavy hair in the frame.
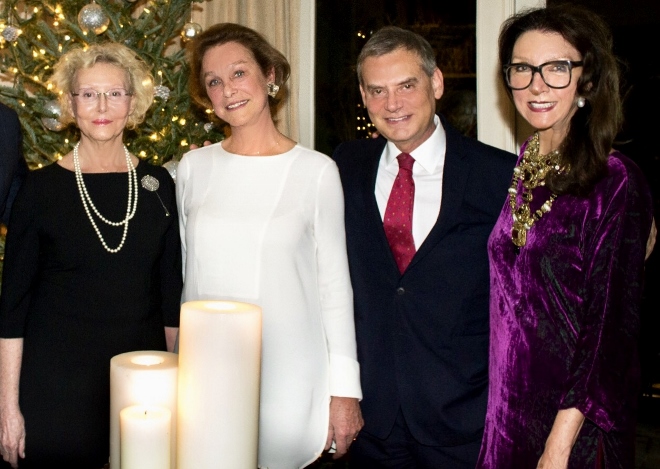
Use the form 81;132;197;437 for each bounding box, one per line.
187;23;290;111
499;4;622;196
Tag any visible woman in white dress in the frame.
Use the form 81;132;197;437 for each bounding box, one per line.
177;23;363;468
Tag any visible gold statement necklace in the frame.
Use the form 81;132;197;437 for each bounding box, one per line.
509;132;564;248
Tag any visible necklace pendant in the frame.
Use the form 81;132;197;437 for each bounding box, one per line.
511;223;527;247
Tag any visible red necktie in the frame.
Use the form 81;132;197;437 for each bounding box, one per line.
383;153;416;273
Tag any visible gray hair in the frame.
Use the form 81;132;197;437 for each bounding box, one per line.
357;26;437;84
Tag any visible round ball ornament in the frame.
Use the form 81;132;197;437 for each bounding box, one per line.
41;100;65;132
181;22;202;42
154;85;171;101
1;25;21;42
78;2;110;35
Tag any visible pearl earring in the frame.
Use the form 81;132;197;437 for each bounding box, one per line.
267;82;280;98
577;97;586;108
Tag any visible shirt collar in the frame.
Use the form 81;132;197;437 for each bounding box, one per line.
384;114;446;174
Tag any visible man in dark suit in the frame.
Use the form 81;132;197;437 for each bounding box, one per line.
332;26;516;468
0;102;27;227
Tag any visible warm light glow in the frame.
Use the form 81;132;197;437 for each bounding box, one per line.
150;133;159;141
178;118;186;125
131;355;166;366
139;151;147;157
180;140;189;147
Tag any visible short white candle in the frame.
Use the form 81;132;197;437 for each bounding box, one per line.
110;351;178;469
120;405;171;469
177;300;262;469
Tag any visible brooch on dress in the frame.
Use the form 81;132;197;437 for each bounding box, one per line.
141;175;170;217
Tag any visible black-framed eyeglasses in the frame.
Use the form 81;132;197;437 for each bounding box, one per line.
71;88;133;105
503;60;583;90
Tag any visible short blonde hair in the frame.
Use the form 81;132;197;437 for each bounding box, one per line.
50;42;154;129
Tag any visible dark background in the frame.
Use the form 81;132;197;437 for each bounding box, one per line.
315;0;660;445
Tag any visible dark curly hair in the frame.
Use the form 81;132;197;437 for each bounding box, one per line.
499;3;622;196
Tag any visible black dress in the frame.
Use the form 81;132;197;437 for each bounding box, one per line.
0;160;182;468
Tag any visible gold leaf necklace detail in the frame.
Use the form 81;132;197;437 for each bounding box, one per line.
509;132;563;248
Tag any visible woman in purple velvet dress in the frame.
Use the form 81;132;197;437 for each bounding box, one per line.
476;5;655;469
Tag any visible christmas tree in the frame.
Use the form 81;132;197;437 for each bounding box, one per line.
0;0;225;170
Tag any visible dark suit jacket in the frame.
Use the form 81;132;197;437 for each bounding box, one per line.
0;102;27;225
332;117;516;447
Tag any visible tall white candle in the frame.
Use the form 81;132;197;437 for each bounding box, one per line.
110;351;178;469
120;405;171;469
177;301;262;469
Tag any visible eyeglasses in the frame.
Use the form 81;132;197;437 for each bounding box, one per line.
71;88;133;105
503;60;583;90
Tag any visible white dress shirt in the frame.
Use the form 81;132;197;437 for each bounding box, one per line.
375;114;446;249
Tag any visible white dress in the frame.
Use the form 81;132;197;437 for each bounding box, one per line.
176;143;362;469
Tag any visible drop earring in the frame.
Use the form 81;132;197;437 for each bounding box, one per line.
576;96;586;108
267;82;280;98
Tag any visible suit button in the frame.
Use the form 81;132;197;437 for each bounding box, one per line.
396;287;405;295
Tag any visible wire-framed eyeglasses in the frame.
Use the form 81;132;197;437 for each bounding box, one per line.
71;88;133;105
503;60;583;90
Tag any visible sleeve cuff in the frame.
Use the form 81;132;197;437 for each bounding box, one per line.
328;353;362;399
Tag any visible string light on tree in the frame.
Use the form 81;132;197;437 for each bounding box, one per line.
0;0;224;170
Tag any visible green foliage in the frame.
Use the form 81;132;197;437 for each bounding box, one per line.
0;0;224;169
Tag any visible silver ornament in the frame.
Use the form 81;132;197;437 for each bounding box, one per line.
180;22;202;42
1;25;20;42
78;2;110;35
154;85;171;101
41;100;65;132
162;160;179;182
203;122;214;133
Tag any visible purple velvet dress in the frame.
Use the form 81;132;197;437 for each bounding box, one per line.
476;143;653;469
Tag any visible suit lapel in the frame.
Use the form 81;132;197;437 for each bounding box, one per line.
359;139;402;273
407;121;470;270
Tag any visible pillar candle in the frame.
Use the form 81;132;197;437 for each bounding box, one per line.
120;405;171;469
177;301;262;469
110;351;178;469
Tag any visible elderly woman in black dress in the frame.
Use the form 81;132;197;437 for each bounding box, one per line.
0;42;181;468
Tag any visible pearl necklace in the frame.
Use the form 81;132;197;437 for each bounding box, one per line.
73;142;138;253
509;132;563;248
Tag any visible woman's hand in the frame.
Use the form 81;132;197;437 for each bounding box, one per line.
325;396;363;459
646;217;657;261
0;405;25;468
537;408;585;469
